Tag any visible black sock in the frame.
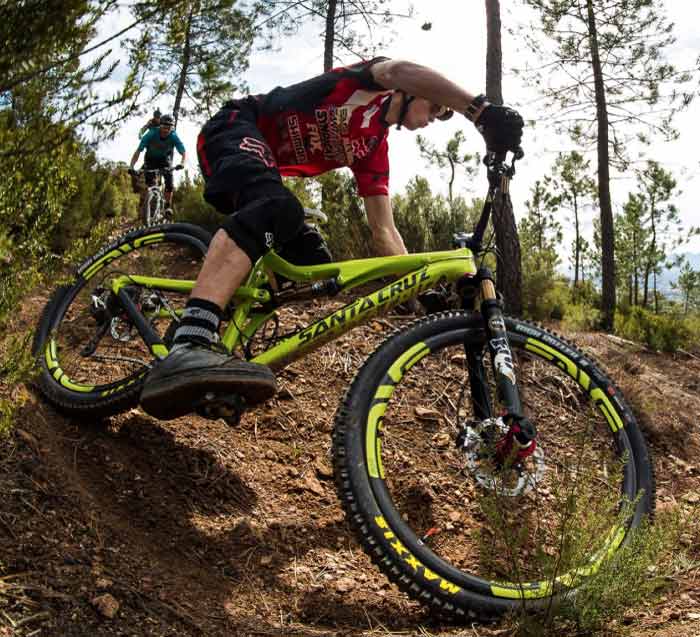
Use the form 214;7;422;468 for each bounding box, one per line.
172;298;222;347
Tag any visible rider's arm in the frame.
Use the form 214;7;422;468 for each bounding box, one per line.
363;195;407;257
131;130;153;168
172;132;186;166
129;148;141;169
370;59;487;122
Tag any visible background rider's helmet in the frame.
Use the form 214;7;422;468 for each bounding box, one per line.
160;113;174;127
153;108;162;118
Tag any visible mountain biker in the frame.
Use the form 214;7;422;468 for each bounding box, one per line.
139;107;162;138
129;113;186;217
139;57;524;420
130;109;163;194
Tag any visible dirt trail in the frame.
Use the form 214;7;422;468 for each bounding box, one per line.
1;292;699;636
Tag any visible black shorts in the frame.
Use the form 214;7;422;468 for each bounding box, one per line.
197;98;281;214
143;156;173;192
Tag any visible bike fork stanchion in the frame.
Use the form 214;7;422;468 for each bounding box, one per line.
476;267;537;460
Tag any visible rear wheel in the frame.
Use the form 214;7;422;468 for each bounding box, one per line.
33;223;211;418
333;312;654;619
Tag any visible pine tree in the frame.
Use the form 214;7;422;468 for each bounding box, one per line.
484;0;523;315
550;152;596;288
521;0;694;329
130;0;259;124
416;131;480;204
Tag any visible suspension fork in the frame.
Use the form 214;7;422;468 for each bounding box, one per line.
460;268;537;456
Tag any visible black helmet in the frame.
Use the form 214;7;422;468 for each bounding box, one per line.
154;108;162;118
160;113;174;126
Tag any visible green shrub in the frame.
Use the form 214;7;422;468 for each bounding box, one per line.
616;307;692;352
478;451;685;636
522;275;572;322
562;302;600;331
173;175;226;232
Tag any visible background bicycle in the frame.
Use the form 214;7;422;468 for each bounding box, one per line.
133;165;183;225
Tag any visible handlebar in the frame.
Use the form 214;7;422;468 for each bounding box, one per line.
130;165;184;175
483;147;523;183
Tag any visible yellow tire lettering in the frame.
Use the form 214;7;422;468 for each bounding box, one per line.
439;580;460;595
405;554;421;572
366;404;387;478
391;539;408;557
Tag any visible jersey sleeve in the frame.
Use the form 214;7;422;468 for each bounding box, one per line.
172;132;185;154
137;130;153;151
337;56;390;91
351;135;389;197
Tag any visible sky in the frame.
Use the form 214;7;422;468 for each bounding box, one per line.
95;1;700;262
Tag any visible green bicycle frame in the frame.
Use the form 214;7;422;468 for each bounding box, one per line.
109;246;477;370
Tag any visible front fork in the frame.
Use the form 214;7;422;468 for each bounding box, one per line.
460;267;537;461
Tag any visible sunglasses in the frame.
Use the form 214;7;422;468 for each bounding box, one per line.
431;103;453;121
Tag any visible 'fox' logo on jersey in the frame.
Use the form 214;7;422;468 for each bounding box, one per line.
240;137;276;168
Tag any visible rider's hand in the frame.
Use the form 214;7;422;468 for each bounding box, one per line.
474;104;524;154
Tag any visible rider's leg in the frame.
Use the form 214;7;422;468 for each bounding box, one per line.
141;180;306;420
163;170;174;215
141;100;315;420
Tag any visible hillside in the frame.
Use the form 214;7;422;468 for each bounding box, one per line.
1;289;699;637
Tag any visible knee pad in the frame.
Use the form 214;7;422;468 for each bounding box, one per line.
220;182;305;263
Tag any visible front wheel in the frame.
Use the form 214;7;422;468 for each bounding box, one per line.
333;312;654;619
142;189;160;225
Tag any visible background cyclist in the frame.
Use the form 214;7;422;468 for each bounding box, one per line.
139;107;162;138
129;113;186;217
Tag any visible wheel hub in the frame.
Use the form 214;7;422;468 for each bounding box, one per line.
457;417;546;496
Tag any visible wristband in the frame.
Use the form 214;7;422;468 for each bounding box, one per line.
465;94;489;122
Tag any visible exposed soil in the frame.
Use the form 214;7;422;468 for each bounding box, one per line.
1;285;699;637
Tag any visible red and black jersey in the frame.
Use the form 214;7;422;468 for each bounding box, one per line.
254;57;393;197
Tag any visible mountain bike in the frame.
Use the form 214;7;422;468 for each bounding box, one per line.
139;165;182;225
33;151;654;620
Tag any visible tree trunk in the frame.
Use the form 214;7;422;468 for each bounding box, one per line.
649;203;658;313
642;261;650;307
485;0;521;314
586;0;615;330
573;192;580;287
493;190;523;315
628;275;632;306
173;6;194;126
485;0;503;105
321;1;337;213
633;228;639;305
323;0;337;72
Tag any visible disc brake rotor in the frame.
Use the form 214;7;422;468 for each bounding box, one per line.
458;417;546;496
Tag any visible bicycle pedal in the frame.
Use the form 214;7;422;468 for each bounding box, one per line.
195;393;245;426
